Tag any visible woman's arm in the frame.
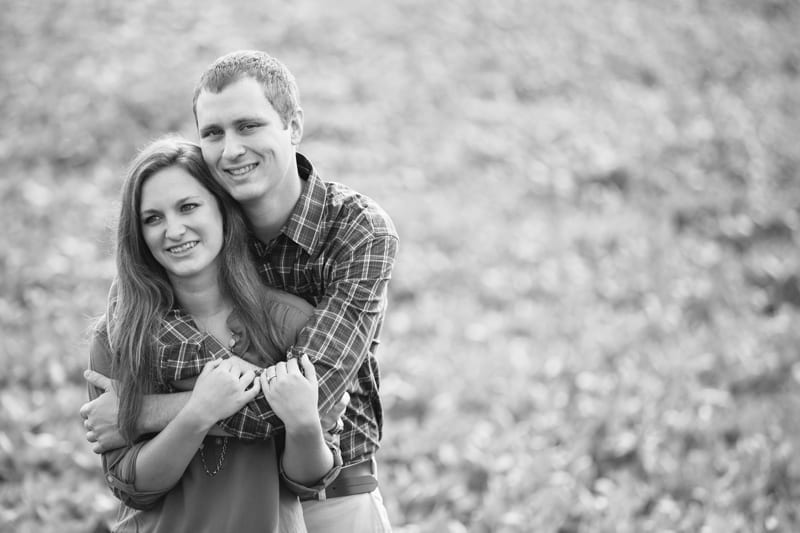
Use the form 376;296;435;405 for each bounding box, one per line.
261;354;335;485
132;359;260;491
86;328;171;509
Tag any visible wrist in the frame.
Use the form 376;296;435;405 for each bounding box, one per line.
179;400;218;434
138;392;191;434
285;418;324;439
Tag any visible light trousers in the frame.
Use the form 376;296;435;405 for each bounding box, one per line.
301;489;392;533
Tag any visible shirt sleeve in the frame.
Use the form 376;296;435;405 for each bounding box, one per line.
294;232;398;416
279;436;343;498
210;295;315;439
157;331;279;441
88;328;171;510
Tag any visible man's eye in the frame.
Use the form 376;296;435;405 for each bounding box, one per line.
201;129;222;139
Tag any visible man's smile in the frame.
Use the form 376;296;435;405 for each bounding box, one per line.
226;163;258;176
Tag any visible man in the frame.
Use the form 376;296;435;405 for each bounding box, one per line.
81;50;398;532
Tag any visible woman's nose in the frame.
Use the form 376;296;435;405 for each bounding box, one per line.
165;219;187;240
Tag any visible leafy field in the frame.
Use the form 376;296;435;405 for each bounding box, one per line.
2;1;800;531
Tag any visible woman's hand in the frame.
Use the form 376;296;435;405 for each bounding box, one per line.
185;358;261;429
260;354;320;432
168;356;259;391
227;354;262;374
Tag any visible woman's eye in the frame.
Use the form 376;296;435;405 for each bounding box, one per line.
143;215;160;225
181;203;198;212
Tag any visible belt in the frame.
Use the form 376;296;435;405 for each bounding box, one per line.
300;458;379;501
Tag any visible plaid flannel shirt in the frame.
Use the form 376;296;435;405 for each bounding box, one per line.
250;153;398;465
156;290;314;439
156;153;397;464
103;280;289;440
156;309;276;439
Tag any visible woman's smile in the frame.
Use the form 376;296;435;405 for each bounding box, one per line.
140;166;225;280
167;241;199;255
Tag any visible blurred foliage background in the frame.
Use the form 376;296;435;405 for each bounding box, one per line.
2;0;800;531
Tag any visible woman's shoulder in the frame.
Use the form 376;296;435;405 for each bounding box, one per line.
260;288;314;350
87;317;114;395
263;287;314;321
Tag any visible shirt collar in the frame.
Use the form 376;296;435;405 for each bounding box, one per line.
158;308;205;346
281;152;326;255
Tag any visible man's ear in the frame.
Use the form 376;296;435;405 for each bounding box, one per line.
289;108;304;145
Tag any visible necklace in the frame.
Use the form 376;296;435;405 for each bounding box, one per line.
191;311;237;350
199;437;229;477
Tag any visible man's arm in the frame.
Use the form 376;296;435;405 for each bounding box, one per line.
85;280;209;450
82;365;348;454
83;328;191;509
81;373;196;453
85;330;260;506
81;293;345;452
133;359;260;492
297;232;398;416
90;279;284;447
82;356;275;453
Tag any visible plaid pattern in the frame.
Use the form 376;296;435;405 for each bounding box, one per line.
156;308;284;440
155;153;398;463
250;153;398;464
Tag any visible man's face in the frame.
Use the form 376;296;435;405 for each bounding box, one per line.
195;77;302;205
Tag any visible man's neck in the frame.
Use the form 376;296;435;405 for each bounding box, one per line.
242;168;304;244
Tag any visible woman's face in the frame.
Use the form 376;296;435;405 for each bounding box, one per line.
139;166;225;281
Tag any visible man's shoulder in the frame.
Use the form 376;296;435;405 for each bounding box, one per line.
321;179;397;239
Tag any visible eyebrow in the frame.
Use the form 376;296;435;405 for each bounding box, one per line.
199;116;266;135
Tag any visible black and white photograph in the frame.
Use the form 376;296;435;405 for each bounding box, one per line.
1;1;799;532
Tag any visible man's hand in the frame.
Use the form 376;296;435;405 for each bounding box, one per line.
79;370;125;453
320;391;349;436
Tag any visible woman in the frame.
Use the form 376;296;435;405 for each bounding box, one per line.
88;135;339;532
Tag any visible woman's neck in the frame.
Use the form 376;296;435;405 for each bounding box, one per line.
169;274;230;319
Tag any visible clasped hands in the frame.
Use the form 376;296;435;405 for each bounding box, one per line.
79;354;349;453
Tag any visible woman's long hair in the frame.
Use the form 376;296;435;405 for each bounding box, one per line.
105;135;282;442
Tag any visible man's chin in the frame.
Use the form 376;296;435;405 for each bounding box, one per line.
227;184;264;204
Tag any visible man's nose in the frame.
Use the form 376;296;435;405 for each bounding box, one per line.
223;135;246;159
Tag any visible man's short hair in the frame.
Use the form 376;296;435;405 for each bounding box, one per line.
192;50;301;127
